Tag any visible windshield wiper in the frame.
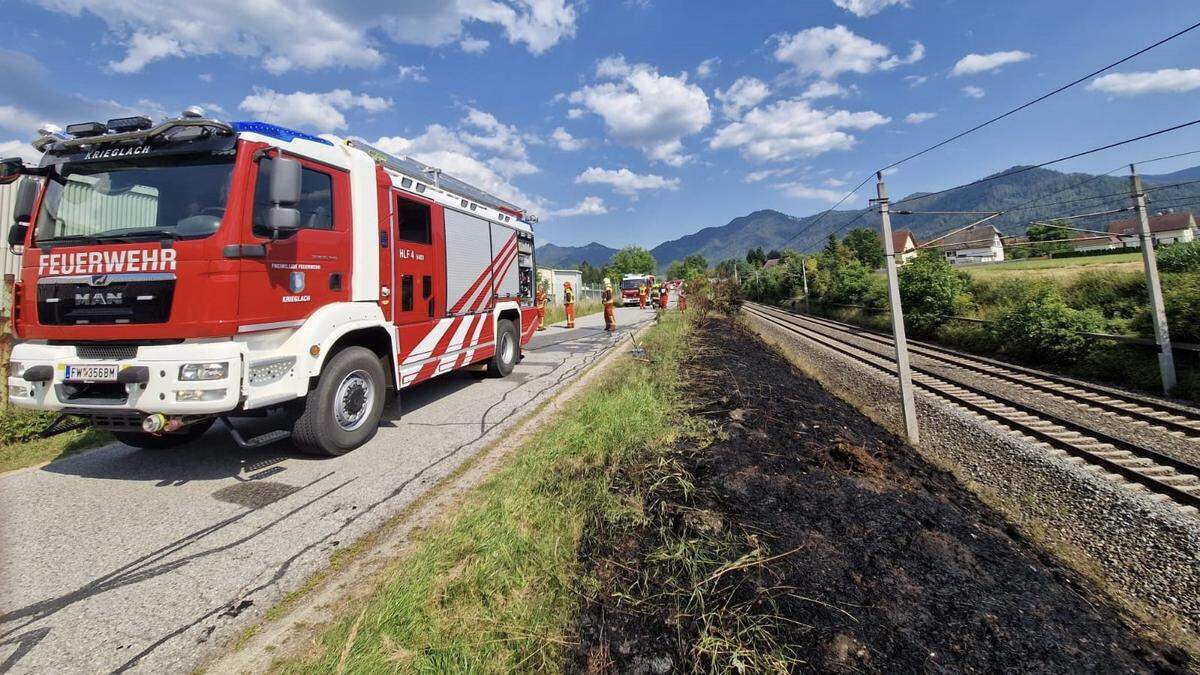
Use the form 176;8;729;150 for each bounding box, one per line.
36;234;102;246
101;229;182;242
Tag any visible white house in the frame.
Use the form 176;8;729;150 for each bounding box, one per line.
536;268;583;305
1107;211;1196;247
892;230;918;263
1067;233;1122;253
938;224;1005;265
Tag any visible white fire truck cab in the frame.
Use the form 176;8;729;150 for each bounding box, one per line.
3;109;540;455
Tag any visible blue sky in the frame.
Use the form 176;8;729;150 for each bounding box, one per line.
2;0;1199;249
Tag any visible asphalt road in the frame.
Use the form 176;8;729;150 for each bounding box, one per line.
0;306;653;674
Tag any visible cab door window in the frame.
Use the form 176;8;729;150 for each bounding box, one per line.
252;159;335;236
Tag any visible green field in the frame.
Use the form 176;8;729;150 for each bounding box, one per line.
960;252;1143;280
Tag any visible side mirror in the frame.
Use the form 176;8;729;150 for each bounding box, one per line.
267;157;302;235
7;222;28;248
267;206;300;232
270;157;302;206
0;157;24;181
13;178;37;224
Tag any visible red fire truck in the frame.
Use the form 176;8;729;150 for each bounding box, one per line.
3;109;540;455
619;273;653;307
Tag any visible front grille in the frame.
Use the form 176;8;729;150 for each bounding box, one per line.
56;382;129;406
87;412;144;431
37;275;175;326
76;345;138;360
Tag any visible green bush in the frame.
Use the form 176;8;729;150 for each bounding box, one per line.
933;319;1000;354
0;410;59;445
969;276;1053;315
1063;269;1145;321
1130;272;1200;343
1157;241;1200;273
898;252;972;335
989;288;1105;364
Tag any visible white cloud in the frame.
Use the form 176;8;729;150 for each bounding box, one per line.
775;182;847;203
198;73;213;83
904;111;936;124
962;85;985;99
370;107;542;210
566;108;585;119
744;167;795;183
575;167;680;195
832;0;909;17
460;36;490;53
824;177;846;188
551;126;585;151
0;139;42;163
951;50;1032;77
239;88;390;131
715;76;771;119
568;57;711;166
904;74;928;87
696;57;720;79
34;0;578;74
0;105;46;135
800;80;849;100
548;196;608;217
396;65;429;82
773;26;923;80
710;98;889;162
1088;69;1200;96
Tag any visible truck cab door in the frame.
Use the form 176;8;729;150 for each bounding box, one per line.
236;153;352;330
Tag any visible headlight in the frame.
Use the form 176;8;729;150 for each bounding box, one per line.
175;388;227;402
9;361;23;377
179;362;228;381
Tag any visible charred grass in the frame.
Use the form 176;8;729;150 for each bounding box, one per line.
569;316;1191;673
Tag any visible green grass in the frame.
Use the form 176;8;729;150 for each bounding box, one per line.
961;253;1142;279
0;409;111;473
542;299;604;327
271;311;692;674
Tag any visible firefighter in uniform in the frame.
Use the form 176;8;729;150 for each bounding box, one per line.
535;282;548;331
678;282;686;311
659;284;669;310
602;278;617;332
638;283;648;309
563;280;576;329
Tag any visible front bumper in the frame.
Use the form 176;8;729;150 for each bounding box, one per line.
8;341;244;415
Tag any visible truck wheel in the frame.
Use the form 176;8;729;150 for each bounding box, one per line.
292;347;386;456
487;319;519;377
114;418;215;450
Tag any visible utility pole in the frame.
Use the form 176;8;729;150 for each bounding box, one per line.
1130;165;1177;395
876;172;919;444
800;255;810;314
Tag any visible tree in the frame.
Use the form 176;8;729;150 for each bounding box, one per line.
604;246;657;280
898;250;972;335
766;249;782;261
1026;220;1073;257
578;260;603;285
843;228;885;269
746;247;767;267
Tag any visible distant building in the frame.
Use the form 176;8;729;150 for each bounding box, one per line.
536;268;583;305
892;230;918;263
763;258;781;268
1106;211;1197;247
1067;233;1122;253
936;224;1005;265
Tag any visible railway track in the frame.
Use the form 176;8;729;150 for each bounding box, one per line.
743;302;1200;512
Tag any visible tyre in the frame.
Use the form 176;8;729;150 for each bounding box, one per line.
486;319;519;378
292;347;386;456
115;418;215;450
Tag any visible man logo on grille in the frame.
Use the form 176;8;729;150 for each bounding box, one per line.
90;274;111;287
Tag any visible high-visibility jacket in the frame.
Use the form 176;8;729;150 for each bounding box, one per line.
602;288;614;305
563;287;575;304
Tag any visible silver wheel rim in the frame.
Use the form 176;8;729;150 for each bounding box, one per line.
334;369;374;432
501;332;516;365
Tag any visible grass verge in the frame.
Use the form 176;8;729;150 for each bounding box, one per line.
0;409;111;473
542;299;604;327
270;311;692;673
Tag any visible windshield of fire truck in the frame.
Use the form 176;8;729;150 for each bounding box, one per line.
34;154;236;244
620;278;644;290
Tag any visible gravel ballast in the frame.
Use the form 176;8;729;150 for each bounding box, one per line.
743;309;1200;641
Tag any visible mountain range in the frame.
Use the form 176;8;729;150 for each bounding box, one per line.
536;164;1200;272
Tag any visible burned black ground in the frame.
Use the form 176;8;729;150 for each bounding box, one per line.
569;316;1189;673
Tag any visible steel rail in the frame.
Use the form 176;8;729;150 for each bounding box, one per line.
755;303;1200;432
743;303;1200;510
